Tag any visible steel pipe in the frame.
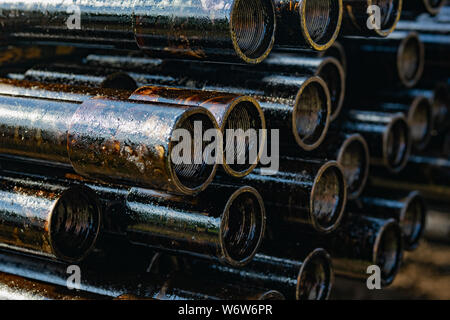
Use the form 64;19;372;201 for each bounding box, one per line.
343;31;425;88
274;0;343;51
0;174;100;262
0;91;219;195
342;110;412;173
349;190;427;250
181;248;334;300
402;0;446;18
0;0;276;64
226;160;347;233
341;0;403;37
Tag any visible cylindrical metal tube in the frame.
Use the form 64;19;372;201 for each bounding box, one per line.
343;31;425;88
19;60;332;151
307;133;370;199
246;56;345;121
341;0;403;37
346;96;434;150
0;174;101;262
181;248;333;300
274;0;343;51
0;0;276;64
349;190;427;250
0;45;76;69
342;110;412;173
0;92;219;195
98;184;266;267
402;0;445;18
130;86;266;178
231;160;347;233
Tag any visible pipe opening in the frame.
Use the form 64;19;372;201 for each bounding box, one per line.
50;187;100;262
221;188;265;266
294;79;329;150
385;117;410;172
424;0;445;15
409;97;433;149
223;100;264;176
231;0;275;62
101;72;138;91
297;249;333;300
317;59;345;120
303;0;341;48
323;42;347;73
401;193;426;250
398;33;424;87
375;222;403;285
372;0;401;35
338;136;369;199
172;113;216;191
311;163;346;232
258;290;285;300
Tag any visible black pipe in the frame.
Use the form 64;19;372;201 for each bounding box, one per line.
343;31;425;89
349;190;427;250
179;248;334;300
0;0;276;64
0;174;100;262
402;0;446;18
306;133;370;199
274;0;343;51
341;0;402;37
341;110;412;173
227;160;347;233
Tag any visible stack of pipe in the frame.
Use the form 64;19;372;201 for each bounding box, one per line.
0;0;446;300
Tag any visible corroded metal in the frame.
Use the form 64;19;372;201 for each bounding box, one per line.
0;174;101;262
0;46;76;69
341;110;412;173
181;248;333;300
343;31;425;89
0;0;276;64
341;0;402;36
274;0;343;51
220;160;347;233
349;189;427;250
0;91;219;195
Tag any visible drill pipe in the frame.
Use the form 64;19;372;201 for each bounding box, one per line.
304;133;370;199
342;31;425;89
402;0;446;18
0;174;101;263
236;55;346;121
346;96;434;150
358;86;450;134
96;183;266;267
48;59;332;151
0;0;276;64
341;110;412;173
0;78;265;177
290;215;403;286
224;160;347;233
274;0;343;51
341;0;403;37
348;190;427;250
0;92;219;195
179;248;334;300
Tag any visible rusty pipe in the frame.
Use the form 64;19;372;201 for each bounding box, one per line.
0;92;219;195
0;174;100;263
342;110;412;173
274;0;343;51
341;0;403;37
0;0;276;64
349;190;427;250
